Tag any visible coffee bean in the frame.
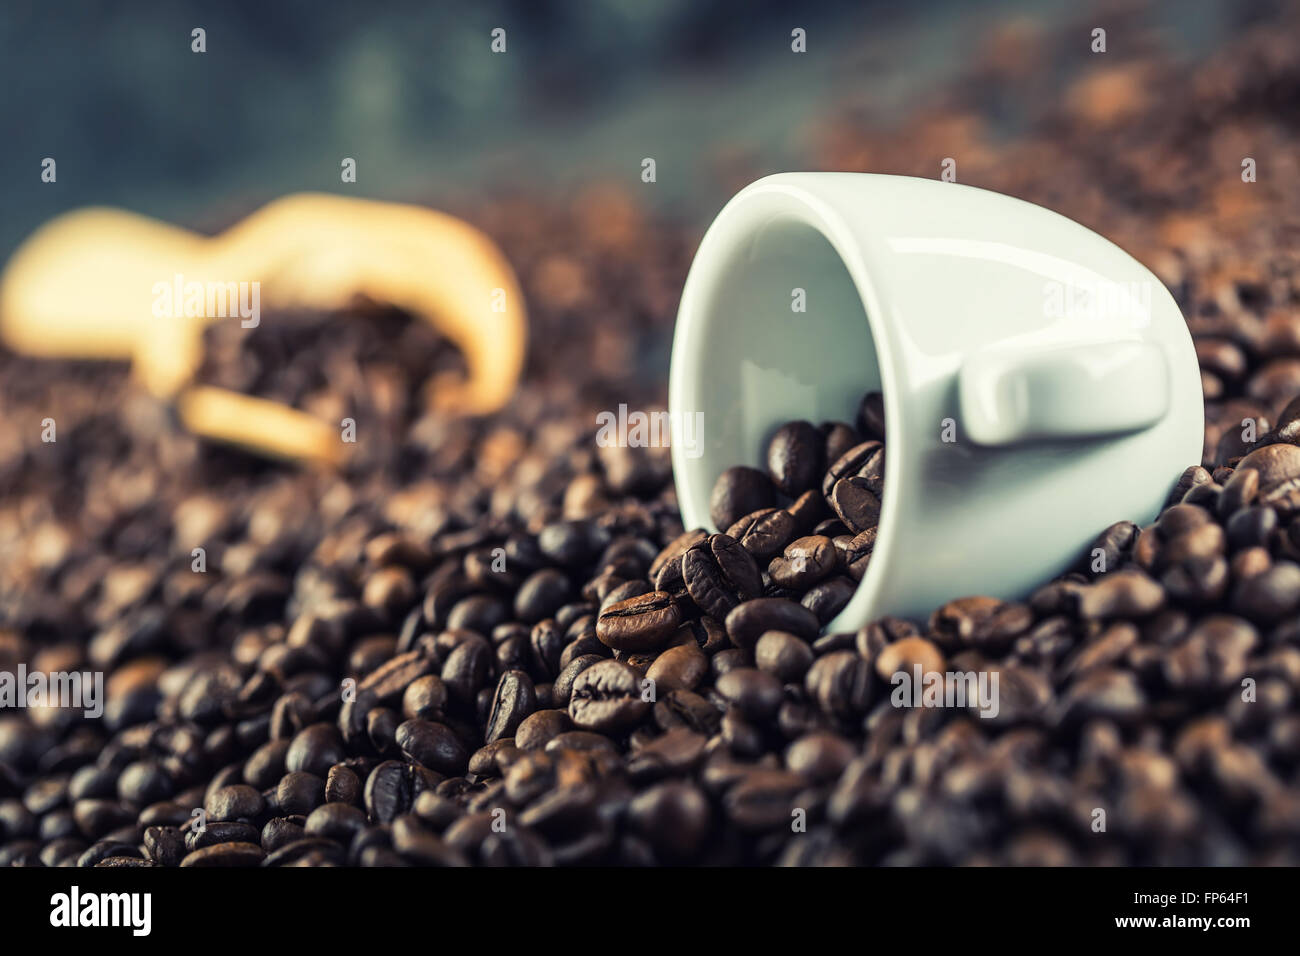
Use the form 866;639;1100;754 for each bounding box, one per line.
440;634;495;706
514;710;571;751
724;598;820;650
723;770;805;830
856;391;886;441
755;631;814;682
304;802;367;841
568;660;649;733
187;821;261;851
514;569;571;624
395;720;468;776
285;723;346;778
801;576;856;623
875;637;945;681
715;668;783;721
364;760;436;824
553;654;603;707
645;644;708;692
143;825;185;866
485;670;537;743
627;781;710;861
4;27;1299;871
261;817;306;852
1230;561;1300;622
778;493;823;540
768;535;837;589
822;440;884;499
392;815;469;866
767;421;825;497
1237;442;1300;489
596;591;680;652
180;842;267;867
709;467;777;530
828;477;881;534
400;674;449;722
275;772;325;816
681;534;762;620
116;761;172;805
805;651;873;719
786;732;855;781
1076;571;1165;619
725;508;796;562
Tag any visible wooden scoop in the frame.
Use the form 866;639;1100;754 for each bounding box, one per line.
0;193;527;465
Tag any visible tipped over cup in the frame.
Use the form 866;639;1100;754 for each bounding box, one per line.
668;172;1203;631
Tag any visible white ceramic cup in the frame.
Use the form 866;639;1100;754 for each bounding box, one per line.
668;172;1203;631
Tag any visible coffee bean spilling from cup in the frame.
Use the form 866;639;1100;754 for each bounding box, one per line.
612;389;887;654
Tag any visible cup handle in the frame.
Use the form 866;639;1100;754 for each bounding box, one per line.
958;340;1170;446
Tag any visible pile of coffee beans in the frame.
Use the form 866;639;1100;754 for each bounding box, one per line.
3;4;1300;866
648;390;887;642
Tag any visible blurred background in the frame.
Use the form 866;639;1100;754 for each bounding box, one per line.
0;0;1263;255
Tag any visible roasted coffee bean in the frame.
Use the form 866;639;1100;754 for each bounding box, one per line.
626;781;711;861
715;668;783;722
528;620;565;680
805;651;873;719
243;739;291;790
116;761;172;805
485;670;538;743
768;535;837;589
538;520;610;568
275;772;325;816
180;842;266;867
875;637;945;681
401;675;449;722
725;508;796;562
285;723;346;778
755;630;814;682
1230;561;1300;622
837;528;877;581
653;690;722;736
724;769;805;830
1075;571;1165;619
822;440;884;499
828;477;882;534
364;760;437;824
786;489;830;537
767;421;825;497
709;467;777;530
596;591;681;652
304;802;367;841
552;654;604;707
725;598;820;649
786;732;856;782
441;634;494;705
645;644;708;692
204;783;265;823
568;660;650;733
395;720;468;776
261;816;306;853
801;576;856;623
187;820;261;851
856;391;887;441
392;815;469;866
143;825;185;867
514;710;571;751
681;534;762;620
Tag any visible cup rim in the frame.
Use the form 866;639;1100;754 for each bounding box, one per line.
668;172;904;633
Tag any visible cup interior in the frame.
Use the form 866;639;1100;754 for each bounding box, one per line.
673;213;882;507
